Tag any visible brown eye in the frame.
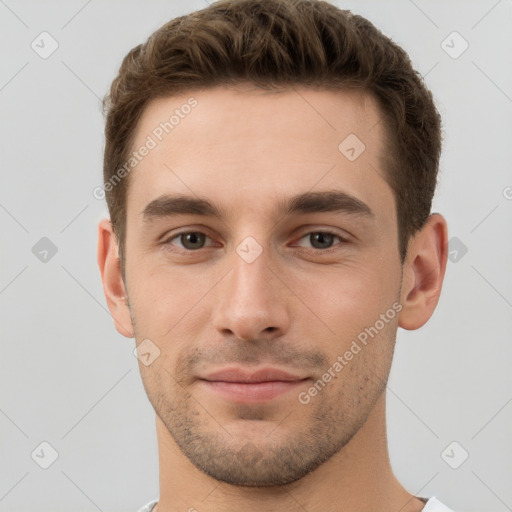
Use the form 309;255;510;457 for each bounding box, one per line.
167;232;210;250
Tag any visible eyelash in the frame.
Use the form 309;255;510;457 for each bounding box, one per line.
162;229;349;253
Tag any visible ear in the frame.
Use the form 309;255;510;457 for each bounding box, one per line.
398;213;448;330
97;219;134;338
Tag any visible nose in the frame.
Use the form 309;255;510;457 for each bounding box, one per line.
212;244;291;341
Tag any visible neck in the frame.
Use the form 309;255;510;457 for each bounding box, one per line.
154;394;424;512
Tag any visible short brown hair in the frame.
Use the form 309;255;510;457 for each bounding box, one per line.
102;0;441;268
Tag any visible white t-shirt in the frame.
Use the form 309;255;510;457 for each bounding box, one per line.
137;496;454;511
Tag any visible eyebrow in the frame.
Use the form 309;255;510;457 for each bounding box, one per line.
142;190;375;222
142;195;221;220
284;191;374;218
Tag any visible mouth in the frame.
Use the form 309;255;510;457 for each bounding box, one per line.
198;367;310;403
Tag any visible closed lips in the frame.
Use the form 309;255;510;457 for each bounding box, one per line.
201;367;308;383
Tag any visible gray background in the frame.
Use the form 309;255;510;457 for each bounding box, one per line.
1;0;511;510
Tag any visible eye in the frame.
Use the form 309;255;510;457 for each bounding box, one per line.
166;232;212;250
295;231;345;250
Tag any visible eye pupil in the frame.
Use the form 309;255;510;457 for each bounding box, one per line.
310;232;334;249
181;232;205;249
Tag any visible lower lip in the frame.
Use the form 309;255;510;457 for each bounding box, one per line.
200;380;307;403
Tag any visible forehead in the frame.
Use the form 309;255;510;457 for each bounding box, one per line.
127;85;392;221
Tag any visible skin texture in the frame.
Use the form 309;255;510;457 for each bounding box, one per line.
98;85;448;512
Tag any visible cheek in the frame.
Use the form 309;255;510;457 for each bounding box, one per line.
126;258;218;339
291;259;400;340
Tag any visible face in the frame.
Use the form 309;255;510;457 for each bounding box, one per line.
123;85;403;486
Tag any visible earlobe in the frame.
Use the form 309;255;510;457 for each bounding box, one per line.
97;219;134;338
397;214;448;331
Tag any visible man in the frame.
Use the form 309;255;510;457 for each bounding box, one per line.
97;0;452;510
